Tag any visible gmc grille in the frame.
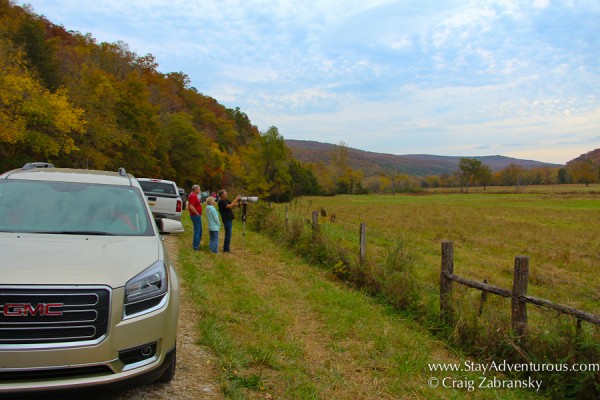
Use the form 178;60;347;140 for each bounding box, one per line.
0;287;110;344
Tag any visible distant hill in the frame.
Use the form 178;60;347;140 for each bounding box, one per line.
567;148;600;166
286;140;563;177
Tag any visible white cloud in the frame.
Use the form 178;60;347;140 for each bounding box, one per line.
533;0;550;9
18;0;600;164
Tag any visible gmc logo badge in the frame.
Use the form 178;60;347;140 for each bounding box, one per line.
3;303;64;317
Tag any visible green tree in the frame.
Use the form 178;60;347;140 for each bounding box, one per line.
567;159;597;187
475;164;493;190
159;112;207;184
458;157;482;193
330;141;349;181
12;15;60;90
289;159;321;196
243;126;292;201
557;168;569;184
499;163;525;192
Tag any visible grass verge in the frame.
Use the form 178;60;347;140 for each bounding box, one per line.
176;216;544;399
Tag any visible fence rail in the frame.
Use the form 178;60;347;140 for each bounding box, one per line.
304;215;599;337
440;240;600;337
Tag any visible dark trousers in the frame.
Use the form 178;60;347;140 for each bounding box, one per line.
223;220;232;252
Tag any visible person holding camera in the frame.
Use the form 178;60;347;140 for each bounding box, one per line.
217;189;240;253
188;184;203;251
205;196;220;253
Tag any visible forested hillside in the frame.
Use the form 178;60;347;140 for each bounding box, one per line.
569;148;600;166
0;0;320;201
286;139;563;176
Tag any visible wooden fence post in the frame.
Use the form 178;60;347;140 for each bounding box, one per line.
312;210;319;230
479;279;488;316
512;256;529;338
359;222;367;264
440;241;454;323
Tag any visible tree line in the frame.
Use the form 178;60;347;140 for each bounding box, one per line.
358;157;600;194
0;1;321;201
417;158;598;192
3;1;596;199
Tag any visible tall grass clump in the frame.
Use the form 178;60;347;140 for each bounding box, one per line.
368;239;419;311
444;285;600;399
526;319;600;399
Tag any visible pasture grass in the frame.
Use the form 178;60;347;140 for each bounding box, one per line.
427;183;600;195
271;190;599;397
287;192;600;315
176;217;544;399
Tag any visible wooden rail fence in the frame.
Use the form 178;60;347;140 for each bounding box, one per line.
301;214;599;337
440;240;600;337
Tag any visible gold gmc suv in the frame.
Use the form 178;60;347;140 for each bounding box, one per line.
0;163;181;396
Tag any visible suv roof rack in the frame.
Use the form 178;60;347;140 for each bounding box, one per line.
118;167;133;186
22;162;55;170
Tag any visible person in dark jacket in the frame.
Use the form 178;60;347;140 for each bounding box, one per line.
217;189;240;253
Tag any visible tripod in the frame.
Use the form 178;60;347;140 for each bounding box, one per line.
241;203;247;252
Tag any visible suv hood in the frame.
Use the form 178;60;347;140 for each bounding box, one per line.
0;234;161;287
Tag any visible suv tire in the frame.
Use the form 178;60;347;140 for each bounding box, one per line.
156;347;177;383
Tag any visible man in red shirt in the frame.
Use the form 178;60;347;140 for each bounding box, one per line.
188;184;203;250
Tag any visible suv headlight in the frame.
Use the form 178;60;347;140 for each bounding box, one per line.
124;260;168;318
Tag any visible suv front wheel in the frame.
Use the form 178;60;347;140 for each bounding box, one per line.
156;347;176;383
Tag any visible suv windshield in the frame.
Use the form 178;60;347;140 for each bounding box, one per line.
0;180;153;236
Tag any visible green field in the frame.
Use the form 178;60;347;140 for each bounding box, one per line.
285;192;600;317
427;183;600;195
277;190;600;392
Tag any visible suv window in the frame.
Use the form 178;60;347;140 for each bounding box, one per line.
139;181;177;195
0;180;153;236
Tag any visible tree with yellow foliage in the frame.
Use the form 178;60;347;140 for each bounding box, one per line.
0;38;85;166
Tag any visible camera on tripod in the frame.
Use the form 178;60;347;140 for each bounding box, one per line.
237;196;258;252
239;196;258;204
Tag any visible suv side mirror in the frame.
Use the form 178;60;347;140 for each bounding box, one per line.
158;218;184;234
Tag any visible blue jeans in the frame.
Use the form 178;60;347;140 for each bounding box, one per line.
209;230;219;253
191;215;202;250
223;220;232;252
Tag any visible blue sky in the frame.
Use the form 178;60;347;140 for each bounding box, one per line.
20;0;600;164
